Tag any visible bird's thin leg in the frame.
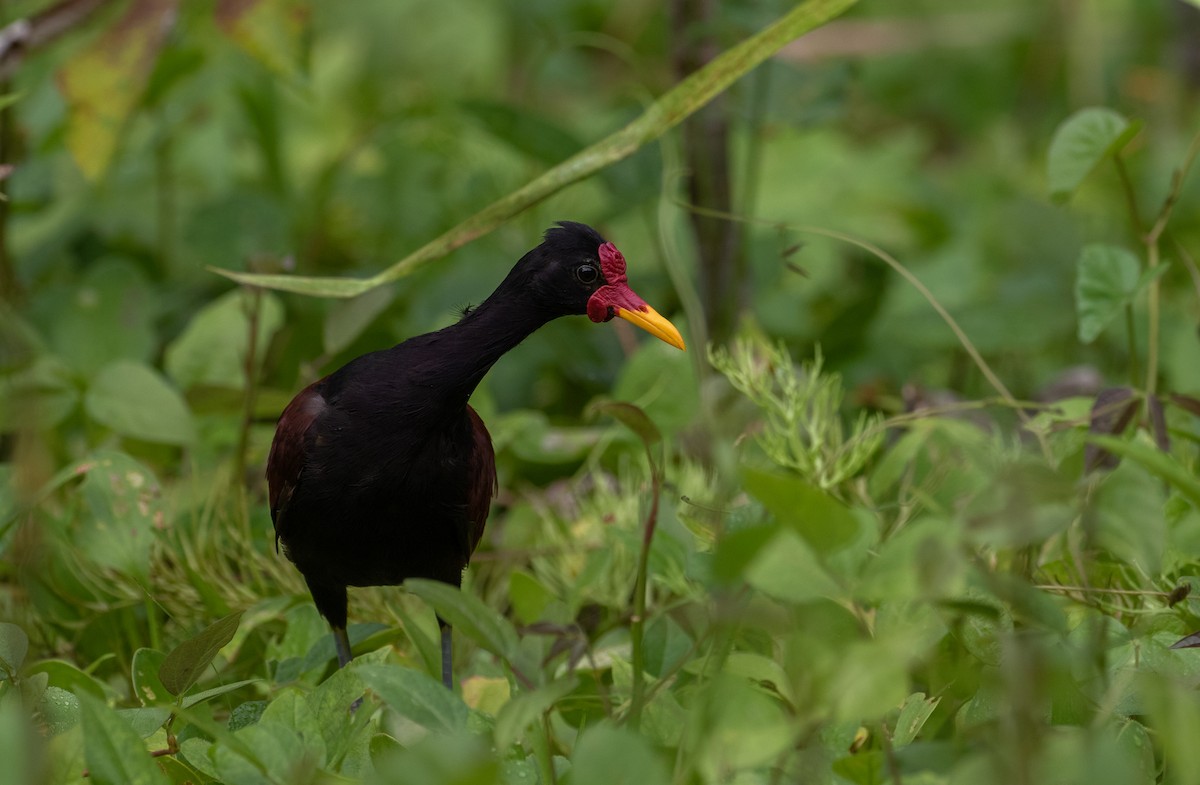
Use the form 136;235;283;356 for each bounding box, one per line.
439;617;453;689
333;625;353;668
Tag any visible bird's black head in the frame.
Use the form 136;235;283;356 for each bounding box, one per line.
497;221;685;349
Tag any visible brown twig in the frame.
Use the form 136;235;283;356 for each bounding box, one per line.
0;0;113;81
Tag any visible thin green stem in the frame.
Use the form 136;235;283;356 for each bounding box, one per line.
1124;303;1139;387
1113;155;1144;236
627;443;662;730
1142;128;1200;395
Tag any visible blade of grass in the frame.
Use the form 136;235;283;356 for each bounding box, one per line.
210;0;859;297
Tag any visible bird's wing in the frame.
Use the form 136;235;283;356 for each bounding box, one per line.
465;405;497;555
267;381;328;543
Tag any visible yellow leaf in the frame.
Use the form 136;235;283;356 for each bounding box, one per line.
57;0;177;179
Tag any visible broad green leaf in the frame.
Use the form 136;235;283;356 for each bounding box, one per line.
0;355;79;430
158;611;244;697
216;722;310;785
695;677;792;776
0;622;28;677
571;724;671;785
369;731;498;784
1075;244;1141;343
38;686;81;736
746;530;842;603
611;342;699;435
25;660;106;700
307;663;368;758
58;0;176;179
74;451;164;580
212;0;861;296
323;285;396;356
723;652;794;702
405;579;520;661
742;466;859;553
493;676;577;749
259;689;326;766
893;692;939;747
50;258;157;375
131;649;169;705
1047;107;1139;201
164;288;284;390
76;691;169;785
358;664;469;734
1090;435;1200;510
507;570;554;625
116;707;171;738
712;523;778;584
1;694;42;785
85;360;195;445
228;700;267;731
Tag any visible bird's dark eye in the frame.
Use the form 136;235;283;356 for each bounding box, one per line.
576;264;599;285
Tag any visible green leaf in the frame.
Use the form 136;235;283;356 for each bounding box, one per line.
589;400;662;447
1047;107;1139;201
1089;435;1200;510
131;649;169;705
611;342;700;436
0;622;28;678
258;689;326;766
38;686;82;736
893;692;939;747
508;570;555;625
158;611;245;697
49;258;157;375
211;0;861;296
570;724;671;785
494;677;578;749
164;288;284;390
357;664;469;734
323;285;396;356
25;660;106;700
0;356;80;430
1075;244;1141;343
58;0;176;179
742;466;860;553
746;530;843;603
115;707;171;738
85;360;195;445
76;690;169;785
405;579;520;662
182;679;259;708
74;452;164;580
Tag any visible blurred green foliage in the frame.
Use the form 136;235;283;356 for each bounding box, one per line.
2;0;1200;783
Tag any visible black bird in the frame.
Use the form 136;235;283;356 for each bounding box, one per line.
267;222;685;687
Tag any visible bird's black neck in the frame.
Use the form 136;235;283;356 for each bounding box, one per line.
403;271;557;408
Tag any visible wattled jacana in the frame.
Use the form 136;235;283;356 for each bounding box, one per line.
267;222;685;687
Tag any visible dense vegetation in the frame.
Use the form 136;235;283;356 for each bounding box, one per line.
3;1;1200;783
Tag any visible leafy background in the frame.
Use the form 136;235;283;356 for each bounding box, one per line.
2;0;1200;783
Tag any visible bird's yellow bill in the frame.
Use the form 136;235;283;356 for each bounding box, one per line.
616;305;686;351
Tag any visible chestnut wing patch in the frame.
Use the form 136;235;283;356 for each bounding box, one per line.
465;405;497;555
267;382;327;541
